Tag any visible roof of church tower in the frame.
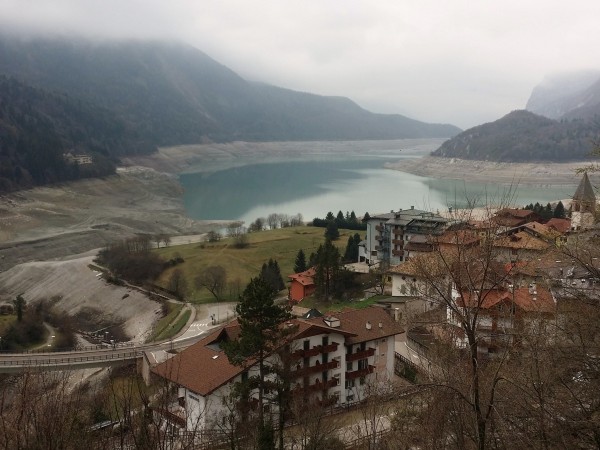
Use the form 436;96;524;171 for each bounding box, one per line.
573;172;596;203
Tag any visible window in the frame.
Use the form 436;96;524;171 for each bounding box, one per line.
303;340;310;350
345;379;355;389
358;359;368;370
322;336;328;346
371;251;377;256
346;362;353;371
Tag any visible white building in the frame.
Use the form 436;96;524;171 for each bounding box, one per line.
363;207;447;266
152;306;403;433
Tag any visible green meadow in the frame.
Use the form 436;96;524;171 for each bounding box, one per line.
154;226;357;303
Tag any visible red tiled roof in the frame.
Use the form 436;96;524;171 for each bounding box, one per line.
288;267;316;286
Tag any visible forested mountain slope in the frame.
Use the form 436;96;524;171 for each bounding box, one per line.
0;37;460;146
431;110;598;162
0;76;127;192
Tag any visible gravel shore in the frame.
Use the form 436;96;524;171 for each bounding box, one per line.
386;156;594;186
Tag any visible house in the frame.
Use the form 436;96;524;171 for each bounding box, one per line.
63;152;93;165
288;267;316;302
571;172;596;231
493;230;550;262
447;284;556;355
363;207;447;266
546;217;572;234
152;307;403;433
492;208;540;228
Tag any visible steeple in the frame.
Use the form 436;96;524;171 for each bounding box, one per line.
572;172;596;213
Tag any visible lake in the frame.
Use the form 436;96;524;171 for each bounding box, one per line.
179;142;576;224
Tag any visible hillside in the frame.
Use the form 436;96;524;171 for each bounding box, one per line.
431;110;599;162
0;36;460;147
0;76;146;191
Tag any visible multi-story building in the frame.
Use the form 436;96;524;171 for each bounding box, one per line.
446;283;556;356
363;207;447;266
151;306;403;433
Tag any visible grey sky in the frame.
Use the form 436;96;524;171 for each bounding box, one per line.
1;0;599;129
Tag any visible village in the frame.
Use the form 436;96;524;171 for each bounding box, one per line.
135;172;600;448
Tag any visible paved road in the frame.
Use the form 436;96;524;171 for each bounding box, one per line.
0;303;237;373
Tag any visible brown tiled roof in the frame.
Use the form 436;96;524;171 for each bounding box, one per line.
307;306;403;345
496;208;538;219
546;218;571;234
388;252;449;278
435;230;481;246
457;287;555;314
152;327;246;397
494;231;549;251
522;222;561;240
152;307;404;395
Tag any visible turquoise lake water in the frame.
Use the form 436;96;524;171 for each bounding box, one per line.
180;153;575;224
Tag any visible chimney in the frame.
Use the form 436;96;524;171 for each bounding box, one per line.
528;283;537;295
411;206;414;210
366;321;372;330
393;307;400;322
378;322;383;328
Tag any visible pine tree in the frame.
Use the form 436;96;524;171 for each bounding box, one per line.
553;201;566;218
259;259;285;292
223;277;291;446
294;249;307;273
314;239;341;300
324;221;340;241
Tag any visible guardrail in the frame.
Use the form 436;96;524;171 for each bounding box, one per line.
0;333;206;371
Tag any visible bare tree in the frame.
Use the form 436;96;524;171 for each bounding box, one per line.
195;266;227;301
168;268;188;300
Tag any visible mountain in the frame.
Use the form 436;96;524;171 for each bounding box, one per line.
431;110;599;162
0;76;127;192
526;70;600;120
0;36;460;148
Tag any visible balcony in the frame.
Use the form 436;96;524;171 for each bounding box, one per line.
375;225;383;232
393;229;403;236
392;249;404;257
392;239;403;245
375;235;383;241
292;378;339;396
346;347;375;362
346;365;375;380
292;360;339;378
292;343;339;359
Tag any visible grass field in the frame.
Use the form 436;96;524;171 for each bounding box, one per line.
154;226;359;303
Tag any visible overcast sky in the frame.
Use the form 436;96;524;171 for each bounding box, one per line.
1;0;599;129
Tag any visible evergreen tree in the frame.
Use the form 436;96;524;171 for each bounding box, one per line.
363;212;370;222
325;211;335;221
324;221;340;241
294;249;307;273
259;259;285;292
335;210;345;228
343;232;361;262
554;200;566;218
314;239;341;300
223;277;291;447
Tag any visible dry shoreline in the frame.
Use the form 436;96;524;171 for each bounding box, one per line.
386;156;593;186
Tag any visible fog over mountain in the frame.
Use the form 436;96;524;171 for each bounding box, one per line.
526;71;600;120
